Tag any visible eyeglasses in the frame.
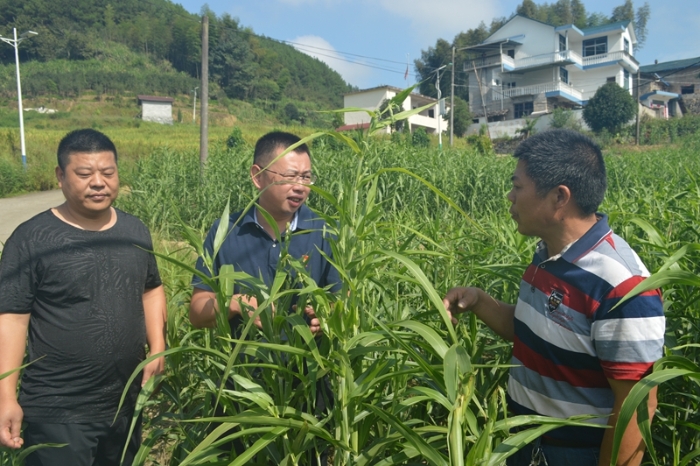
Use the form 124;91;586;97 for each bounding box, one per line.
265;169;316;185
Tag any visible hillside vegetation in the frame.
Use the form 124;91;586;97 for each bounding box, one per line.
0;0;353;123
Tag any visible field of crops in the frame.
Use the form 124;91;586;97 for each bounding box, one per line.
2;124;699;465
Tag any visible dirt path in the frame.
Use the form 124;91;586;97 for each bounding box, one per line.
0;190;65;249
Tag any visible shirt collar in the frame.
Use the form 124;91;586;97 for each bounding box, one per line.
535;213;612;264
248;205;306;231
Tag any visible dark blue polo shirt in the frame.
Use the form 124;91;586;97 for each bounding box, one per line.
192;203;340;304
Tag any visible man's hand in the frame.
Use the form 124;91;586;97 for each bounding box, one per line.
443;287;481;324
294;305;322;335
0;398;24;449
235;296;269;329
141;356;165;387
442;287;516;341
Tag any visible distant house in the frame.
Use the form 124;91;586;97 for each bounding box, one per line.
638;57;700;118
464;15;638;124
341;86;449;134
137;95;174;124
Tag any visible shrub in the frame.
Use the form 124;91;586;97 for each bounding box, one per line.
226;126;246;149
411;127;430;148
583;82;636;134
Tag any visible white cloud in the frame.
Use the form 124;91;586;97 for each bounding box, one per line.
289;35;372;86
376;0;504;46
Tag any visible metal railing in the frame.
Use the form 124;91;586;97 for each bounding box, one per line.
492;81;583;101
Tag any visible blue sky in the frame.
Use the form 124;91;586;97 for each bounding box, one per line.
176;0;700;89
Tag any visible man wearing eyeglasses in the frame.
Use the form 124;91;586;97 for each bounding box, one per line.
189;131;340;333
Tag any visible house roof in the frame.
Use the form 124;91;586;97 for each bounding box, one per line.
640;57;700;74
336;122;370;132
640;90;680;101
475;15;635;52
343;85;441;103
137;95;174;103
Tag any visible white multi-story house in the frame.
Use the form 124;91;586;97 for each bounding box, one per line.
465;15;638;123
341;86;449;134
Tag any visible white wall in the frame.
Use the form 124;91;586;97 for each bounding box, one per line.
142;101;173;124
486;17;555;58
344;88;393;125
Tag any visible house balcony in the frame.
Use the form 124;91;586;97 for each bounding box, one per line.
467;49;638;73
582;50;638;72
493;81;583;103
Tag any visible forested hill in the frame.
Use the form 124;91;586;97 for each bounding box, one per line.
0;0;353;109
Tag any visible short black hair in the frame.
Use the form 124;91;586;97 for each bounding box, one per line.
253;131;310;167
513;129;606;216
57;129;118;170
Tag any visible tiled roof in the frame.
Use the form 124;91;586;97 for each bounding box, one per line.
640;57;700;74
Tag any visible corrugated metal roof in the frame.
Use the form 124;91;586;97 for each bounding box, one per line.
579;20;631;36
640;56;700;74
137;95;174;103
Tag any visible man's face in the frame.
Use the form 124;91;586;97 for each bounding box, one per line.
252;147;312;221
507;159;553;238
56;151;119;217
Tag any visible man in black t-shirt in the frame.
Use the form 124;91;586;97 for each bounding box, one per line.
0;129;166;466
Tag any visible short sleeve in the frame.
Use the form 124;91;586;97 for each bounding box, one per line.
0;233;35;314
592;281;665;381
143;229;162;290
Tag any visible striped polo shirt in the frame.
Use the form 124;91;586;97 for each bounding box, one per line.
506;214;665;444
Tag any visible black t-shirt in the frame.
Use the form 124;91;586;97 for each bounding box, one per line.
0;209;161;423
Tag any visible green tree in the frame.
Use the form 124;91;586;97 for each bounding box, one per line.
611;0;650;49
583;82;636;134
447;97;471;138
571;0;587;28
517;0;538;18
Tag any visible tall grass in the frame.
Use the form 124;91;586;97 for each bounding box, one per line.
3;116;699;464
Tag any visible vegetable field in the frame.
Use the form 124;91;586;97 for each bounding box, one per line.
3;124;700;465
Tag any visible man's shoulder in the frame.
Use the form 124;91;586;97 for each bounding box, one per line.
4;210;57;245
114;208;150;231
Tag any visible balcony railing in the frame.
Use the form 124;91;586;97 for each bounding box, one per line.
513;50;582;69
467;49;638;72
582;50;638;70
492;81;583;101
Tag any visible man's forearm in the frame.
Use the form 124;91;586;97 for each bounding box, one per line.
143;285;167;353
0;313;30;401
599;381;656;466
470;289;516;341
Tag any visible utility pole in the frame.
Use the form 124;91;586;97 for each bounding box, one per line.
0;28;38;170
192;86;198;123
450;46;455;147
200;15;209;177
435;64;447;151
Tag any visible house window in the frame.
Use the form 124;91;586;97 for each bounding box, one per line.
560;67;569;84
583;37;607;57
624;38;630;54
428;109;435;118
681;85;695;94
514;102;534;119
624;69;630;90
559;34;566;52
607;76;616;84
507;49;515;59
503;81;516;89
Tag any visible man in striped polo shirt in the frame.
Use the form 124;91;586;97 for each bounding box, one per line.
443;129;664;466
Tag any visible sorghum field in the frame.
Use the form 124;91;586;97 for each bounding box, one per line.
2;120;700;465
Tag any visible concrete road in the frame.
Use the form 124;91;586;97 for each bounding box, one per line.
0;190;65;248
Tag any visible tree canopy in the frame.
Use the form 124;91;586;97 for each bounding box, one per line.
0;0;352;108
